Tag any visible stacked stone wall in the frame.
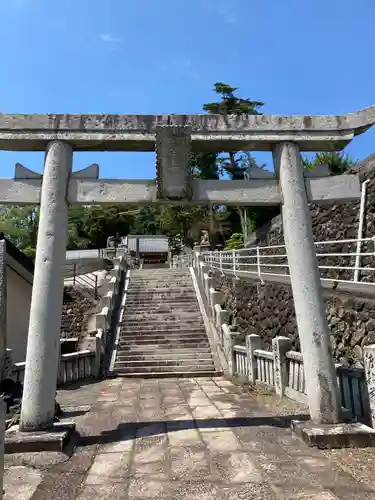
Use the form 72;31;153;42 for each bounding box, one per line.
220;275;375;367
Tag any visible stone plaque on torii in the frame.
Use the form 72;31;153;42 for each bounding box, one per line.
0;107;374;432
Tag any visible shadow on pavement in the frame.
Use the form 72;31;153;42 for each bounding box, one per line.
78;413;310;447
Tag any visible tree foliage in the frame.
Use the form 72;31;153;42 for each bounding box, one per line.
224;233;244;250
301;151;357;175
203;83;264;116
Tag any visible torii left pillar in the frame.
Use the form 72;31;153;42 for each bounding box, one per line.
20;141;72;431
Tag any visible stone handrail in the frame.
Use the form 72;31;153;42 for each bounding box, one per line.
12;350;96;385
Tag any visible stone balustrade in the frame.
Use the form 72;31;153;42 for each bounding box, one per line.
193;250;375;427
9;255;127;390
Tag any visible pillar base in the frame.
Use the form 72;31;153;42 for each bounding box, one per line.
291;419;375;449
5;422;77;454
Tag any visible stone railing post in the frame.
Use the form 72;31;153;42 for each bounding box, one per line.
193;249;202;269
222;324;238;376
363;344;375;428
94;331;104;379
200;263;209;283
272;336;293;396
204;274;214;301
246;334;262;384
214;304;228;339
209;289;223;319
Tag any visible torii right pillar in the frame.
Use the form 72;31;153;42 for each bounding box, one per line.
273;142;341;424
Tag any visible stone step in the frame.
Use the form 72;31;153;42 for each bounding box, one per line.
131;281;192;284
128;286;194;290
126;296;197;302
130;284;193;287
121;319;203;327
125;307;199;314
123;315;202;322
128;287;196;297
120;326;204;333
131;271;190;276
115;359;215;368
118;342;211;352
125;297;198;310
114;268;213;378
120;324;205;332
116;351;212;361
120;325;205;332
127;292;195;297
125;298;197;305
114;371;220;379
130;276;191;280
119;332;208;341
119;337;210;346
119;333;208;342
113;364;216;374
126;292;197;303
128;283;194;293
120;327;206;335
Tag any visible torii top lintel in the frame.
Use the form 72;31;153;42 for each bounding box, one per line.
0;106;374;152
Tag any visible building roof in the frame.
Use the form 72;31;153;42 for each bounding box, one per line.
0;233;34;275
126;235;169;254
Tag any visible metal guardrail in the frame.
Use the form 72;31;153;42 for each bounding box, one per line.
64;263;99;300
203;236;375;286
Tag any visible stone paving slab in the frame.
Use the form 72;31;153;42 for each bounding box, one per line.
4;377;375;499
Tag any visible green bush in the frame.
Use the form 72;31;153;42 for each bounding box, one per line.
224;233;244;250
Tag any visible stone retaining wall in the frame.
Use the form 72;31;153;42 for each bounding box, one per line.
219;275;375;368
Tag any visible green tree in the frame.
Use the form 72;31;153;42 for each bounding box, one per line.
302;151;356;175
203;82;264;116
131;206;161;235
0;206;39;257
189;152;219;180
202;83;266;242
224;233;244;250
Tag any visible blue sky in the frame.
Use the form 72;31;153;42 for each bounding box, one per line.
0;0;374;179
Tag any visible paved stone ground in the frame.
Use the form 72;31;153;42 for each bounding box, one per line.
4;376;375;499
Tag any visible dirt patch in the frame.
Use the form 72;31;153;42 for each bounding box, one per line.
61;287;98;339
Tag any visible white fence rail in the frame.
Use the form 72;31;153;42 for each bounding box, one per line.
203;236;375;285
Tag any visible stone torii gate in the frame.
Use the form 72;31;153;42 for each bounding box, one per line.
0;107;374;433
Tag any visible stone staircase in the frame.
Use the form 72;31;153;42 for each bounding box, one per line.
113;269;219;377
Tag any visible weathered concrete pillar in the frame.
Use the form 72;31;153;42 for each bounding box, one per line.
273;142;340;424
20;141;73;431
